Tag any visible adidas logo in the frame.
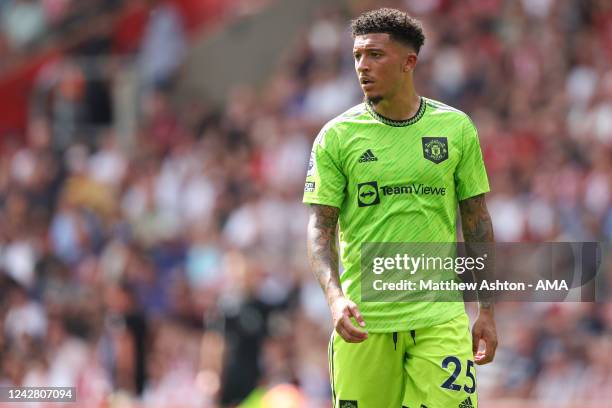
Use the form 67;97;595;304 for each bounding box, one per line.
459;396;474;408
358;149;378;163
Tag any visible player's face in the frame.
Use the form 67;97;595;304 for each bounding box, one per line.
353;33;413;104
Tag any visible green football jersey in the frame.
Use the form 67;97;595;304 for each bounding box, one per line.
303;97;490;332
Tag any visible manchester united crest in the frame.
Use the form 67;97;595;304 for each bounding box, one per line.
422;137;448;164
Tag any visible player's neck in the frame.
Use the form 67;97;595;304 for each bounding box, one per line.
369;88;421;122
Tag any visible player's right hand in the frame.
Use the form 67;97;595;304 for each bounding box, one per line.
330;296;368;343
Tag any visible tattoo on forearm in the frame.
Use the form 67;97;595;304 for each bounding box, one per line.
460;194;494;243
460;194;495;310
307;204;342;303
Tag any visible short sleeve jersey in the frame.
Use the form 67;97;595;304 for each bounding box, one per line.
303;97;490;332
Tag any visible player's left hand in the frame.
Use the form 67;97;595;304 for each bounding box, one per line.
471;308;497;365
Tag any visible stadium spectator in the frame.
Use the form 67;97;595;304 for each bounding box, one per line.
1;0;47;50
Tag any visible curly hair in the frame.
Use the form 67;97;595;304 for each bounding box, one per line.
350;8;425;54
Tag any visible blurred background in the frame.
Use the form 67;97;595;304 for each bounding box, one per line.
0;0;611;407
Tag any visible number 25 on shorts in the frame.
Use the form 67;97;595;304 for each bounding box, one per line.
440;356;476;394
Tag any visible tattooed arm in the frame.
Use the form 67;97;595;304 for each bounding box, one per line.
460;193;495;307
307;204;367;342
459;193;497;364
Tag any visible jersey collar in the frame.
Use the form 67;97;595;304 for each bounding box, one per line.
365;97;426;127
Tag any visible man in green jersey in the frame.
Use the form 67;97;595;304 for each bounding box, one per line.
304;8;497;408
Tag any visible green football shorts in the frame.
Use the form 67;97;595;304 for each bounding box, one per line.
328;313;477;408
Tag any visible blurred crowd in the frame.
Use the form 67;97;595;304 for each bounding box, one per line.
0;0;124;60
0;0;611;407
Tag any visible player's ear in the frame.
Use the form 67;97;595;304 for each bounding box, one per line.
403;53;418;72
